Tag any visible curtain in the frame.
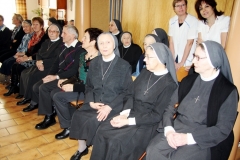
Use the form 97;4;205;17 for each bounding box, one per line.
109;0;123;21
15;0;27;20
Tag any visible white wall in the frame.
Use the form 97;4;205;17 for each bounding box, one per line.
26;0;39;20
67;0;75;23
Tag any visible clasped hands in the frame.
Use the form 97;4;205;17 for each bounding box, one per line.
110;115;128;128
90;102;112;122
42;75;57;83
16;54;28;63
36;60;44;71
57;79;73;92
166;131;187;149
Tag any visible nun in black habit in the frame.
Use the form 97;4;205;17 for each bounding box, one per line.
146;41;238;160
118;31;142;73
16;23;62;107
152;28;169;47
109;19;123;44
90;42;178;160
69;32;132;160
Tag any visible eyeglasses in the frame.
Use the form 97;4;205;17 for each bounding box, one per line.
175;4;186;8
192;53;207;61
48;30;59;34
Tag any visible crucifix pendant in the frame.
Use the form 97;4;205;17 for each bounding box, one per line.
194;96;200;103
144;90;148;95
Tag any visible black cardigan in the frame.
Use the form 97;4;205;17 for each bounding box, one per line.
178;73;238;160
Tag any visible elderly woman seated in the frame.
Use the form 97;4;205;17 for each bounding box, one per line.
146;41;238;160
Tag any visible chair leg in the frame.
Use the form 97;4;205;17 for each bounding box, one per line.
139;152;146;160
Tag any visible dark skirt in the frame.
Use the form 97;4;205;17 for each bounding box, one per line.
90;120;158;160
69;104;118;146
19;66;50;99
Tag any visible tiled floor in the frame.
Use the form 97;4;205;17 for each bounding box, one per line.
0;84;91;160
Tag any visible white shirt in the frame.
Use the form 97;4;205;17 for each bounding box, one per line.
168;14;198;66
198;15;230;44
64;39;78;48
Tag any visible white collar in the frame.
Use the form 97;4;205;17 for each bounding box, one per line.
112;31;120;35
123;44;131;48
154;68;168;76
64;39;78;48
102;53;115;62
200;69;220;81
0;25;6;31
51;37;60;42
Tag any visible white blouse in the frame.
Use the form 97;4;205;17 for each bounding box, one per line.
198;15;230;44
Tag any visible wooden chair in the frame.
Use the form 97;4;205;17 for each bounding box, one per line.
70;100;84;108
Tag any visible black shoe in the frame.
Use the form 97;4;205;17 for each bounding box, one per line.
35;115;56;130
22;104;38;112
17;98;31;105
5;84;11;90
15;94;24;99
3;86;19;96
70;148;89;160
55;128;70;139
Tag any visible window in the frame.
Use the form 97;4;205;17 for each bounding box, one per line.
0;0;16;30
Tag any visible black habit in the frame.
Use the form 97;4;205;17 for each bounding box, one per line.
119;43;142;73
90;69;177;160
19;38;62;99
69;55;132;146
146;73;238;160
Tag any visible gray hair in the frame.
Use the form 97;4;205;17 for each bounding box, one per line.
63;25;79;39
13;13;23;23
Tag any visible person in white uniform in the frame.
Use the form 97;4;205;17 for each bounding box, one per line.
168;0;198;71
195;0;230;49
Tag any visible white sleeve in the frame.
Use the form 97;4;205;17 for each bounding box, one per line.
164;126;175;137
128;118;136;125
220;16;230;32
197;20;204;33
120;109;131;117
187;133;197;145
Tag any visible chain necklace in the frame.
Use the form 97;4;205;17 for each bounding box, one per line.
121;46;130;58
101;60;113;80
144;73;166;95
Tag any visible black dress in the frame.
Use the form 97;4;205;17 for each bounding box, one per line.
69;55;132;146
119;43;142;73
90;69;177;160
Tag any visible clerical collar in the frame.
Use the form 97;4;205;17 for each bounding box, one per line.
123;43;131;48
154;68;168;76
112;31;120;35
200;69;220;81
64;39;78;48
102;53;115;62
51;37;60;42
